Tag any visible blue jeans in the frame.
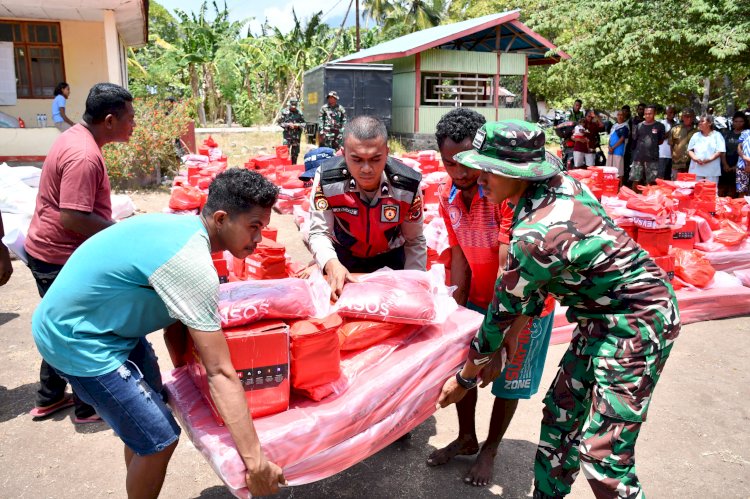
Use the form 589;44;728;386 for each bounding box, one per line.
60;338;180;455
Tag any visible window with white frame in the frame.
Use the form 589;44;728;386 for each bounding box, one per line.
0;21;65;98
421;72;494;107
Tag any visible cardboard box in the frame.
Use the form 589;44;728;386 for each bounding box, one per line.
187;320;290;425
671;220;696;250
637;227;672;257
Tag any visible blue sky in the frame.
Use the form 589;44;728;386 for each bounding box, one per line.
156;0;365;34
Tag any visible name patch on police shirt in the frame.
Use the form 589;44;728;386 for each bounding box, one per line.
332;206;359;216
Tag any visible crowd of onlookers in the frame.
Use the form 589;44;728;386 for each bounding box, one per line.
566;98;750;198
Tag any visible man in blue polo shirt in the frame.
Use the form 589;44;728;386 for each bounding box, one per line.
32;169;286;498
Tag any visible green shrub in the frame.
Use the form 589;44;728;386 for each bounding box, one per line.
103;97;193;188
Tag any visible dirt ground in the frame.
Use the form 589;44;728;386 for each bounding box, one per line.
1;190;749;499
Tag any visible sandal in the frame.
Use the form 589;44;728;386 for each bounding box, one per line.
29;394;74;419
73;414;103;425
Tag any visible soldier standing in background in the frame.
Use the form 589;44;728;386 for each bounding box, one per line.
318;91;347;150
277;98;306;165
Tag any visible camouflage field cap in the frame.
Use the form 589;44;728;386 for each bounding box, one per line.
454;120;562;180
327;90;339;99
289;97;299;105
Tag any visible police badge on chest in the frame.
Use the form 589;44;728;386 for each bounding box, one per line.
381;204;399;223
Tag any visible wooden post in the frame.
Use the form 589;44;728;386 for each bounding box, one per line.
495;25;501;121
523;55;529;120
415;52;421;133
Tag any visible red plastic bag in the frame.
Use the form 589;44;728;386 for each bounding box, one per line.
337;320;412;351
618;186;638;201
335;270;438;325
693;210;721;231
625;192;673;217
169;185;206;210
289;314;343;400
712;219;748;246
218;277;327;329
671;248;716;288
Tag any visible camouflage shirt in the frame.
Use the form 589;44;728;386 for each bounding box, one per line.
472;174;680;360
277;107;305;144
668;124;698;169
318;104;347;136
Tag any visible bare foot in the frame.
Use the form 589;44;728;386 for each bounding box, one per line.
464;446;497;486
426;436;479;467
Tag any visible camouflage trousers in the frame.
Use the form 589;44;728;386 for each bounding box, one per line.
534;332;673;498
282;138;301;165
321;133;343;151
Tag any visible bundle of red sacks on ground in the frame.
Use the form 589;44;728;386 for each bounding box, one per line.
188;266;458;428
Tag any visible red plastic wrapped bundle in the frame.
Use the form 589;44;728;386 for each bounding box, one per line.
169;185;207;210
187;320;290;424
289;314;343;401
337;320;413;351
275;145;289;159
671;248;716;288
653;255;675;280
712;219;748;247
335;270;438;324
218;278;322;328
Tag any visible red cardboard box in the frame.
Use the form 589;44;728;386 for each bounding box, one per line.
637;227;672;257
261;226;278;241
671;220;696;250
653;255;675;281
187;320;290;425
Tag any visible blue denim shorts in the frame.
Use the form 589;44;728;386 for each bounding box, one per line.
466;302;554;400
60;338;181;455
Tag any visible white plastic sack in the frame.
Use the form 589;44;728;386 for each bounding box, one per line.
0;163;42;187
0;164;37;216
110;194;136;220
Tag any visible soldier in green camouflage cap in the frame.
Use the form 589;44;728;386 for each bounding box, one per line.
277;97;306;164
317;90;347;150
438;120;680;498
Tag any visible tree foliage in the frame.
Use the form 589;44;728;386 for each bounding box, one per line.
130;0;750;126
451;0;750;113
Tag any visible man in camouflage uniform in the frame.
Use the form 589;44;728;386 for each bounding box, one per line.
438;120;680;498
668;108;698;180
277;97;306;164
318;90;346;150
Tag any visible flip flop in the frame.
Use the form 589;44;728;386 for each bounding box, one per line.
73;414;103;425
29;394;74;419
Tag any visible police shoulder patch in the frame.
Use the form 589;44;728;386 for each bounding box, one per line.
408;195;423;221
314;185;329;211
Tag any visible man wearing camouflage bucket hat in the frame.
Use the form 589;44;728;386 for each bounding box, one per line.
437;119;680;498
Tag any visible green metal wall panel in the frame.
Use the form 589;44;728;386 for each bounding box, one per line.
393;72;416;107
499;53;526;75
382;56;415;74
497;108;524;120
420;49;496;74
416;107;523;134
392;107;414;134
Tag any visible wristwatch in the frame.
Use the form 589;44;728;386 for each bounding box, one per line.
455;369;478;390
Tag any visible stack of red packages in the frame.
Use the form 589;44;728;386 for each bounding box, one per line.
211;252;229;283
693;181;717;213
187;320;290;425
246;237;287;279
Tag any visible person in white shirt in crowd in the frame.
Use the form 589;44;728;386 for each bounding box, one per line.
687;114;725;184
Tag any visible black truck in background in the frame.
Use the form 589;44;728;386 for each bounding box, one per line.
302;63;393;144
